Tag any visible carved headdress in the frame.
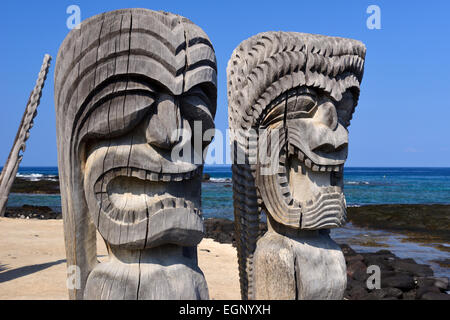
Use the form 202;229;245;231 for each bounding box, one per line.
55;9;217;299
227;31;366;299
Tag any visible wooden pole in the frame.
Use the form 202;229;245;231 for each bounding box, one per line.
0;54;52;216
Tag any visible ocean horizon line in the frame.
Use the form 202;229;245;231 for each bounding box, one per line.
6;165;450;169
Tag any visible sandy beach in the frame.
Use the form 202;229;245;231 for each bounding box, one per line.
0;217;240;300
1;214;450;300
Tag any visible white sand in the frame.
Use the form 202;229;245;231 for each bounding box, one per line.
0;217;240;300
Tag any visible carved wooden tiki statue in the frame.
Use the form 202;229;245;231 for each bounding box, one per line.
228;32;366;299
54;9;217;299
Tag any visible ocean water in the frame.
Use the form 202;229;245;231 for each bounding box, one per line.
202;166;450;219
5;166;450;277
6;166;450;218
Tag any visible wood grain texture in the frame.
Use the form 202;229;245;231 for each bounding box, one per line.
227;32;366;299
253;228;346;300
0;54;51;216
55;9;216;300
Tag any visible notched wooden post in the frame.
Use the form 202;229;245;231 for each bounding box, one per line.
0;54;51;217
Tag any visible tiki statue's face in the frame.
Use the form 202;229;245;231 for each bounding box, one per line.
83;84;215;249
258;87;355;229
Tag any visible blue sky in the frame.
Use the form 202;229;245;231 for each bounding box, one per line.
0;0;449;167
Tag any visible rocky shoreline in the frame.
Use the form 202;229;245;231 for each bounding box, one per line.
342;245;449;300
5;205;62;220
5;207;448;300
203;218;449;300
10;178;60;194
347;204;450;253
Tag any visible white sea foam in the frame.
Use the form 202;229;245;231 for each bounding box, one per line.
209;178;232;183
16;173;58;181
346;181;370;185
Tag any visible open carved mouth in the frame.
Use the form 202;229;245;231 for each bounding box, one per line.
88;166;204;248
275;145;347;229
95;166;202;217
288;145;344;173
106;177;199;213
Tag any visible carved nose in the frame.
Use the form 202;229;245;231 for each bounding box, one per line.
146;94;182;149
314;101;338;130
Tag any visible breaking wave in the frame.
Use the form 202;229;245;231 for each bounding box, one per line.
208;178;232;183
16;173;58;181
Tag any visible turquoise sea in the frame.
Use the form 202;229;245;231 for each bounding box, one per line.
8;167;450;216
5;166;450;277
202;166;450;219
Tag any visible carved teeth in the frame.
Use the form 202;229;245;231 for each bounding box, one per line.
304;159;312;168
280;186;290;196
289;146;344;173
103;167;201;184
288;144;295;156
173;174;183;182
175;198;185;208
185;201;195;209
162;198;174;208
94;182;104;194
132;168;146;180
152;201;162;212
278;175;288;185
144;196;198;215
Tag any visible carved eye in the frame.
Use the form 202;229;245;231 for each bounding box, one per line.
285;94;318;121
263;90;319;125
293;95;317;114
79;83;156;142
180;86;215;133
336;92;355;127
